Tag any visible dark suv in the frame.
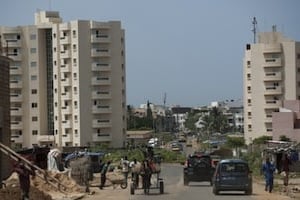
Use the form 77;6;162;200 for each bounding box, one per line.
183;153;214;186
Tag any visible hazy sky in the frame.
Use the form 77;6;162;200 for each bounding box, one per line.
1;0;299;107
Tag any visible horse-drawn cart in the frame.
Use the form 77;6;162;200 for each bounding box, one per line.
130;154;164;195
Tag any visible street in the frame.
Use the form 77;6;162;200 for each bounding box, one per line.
129;163;253;200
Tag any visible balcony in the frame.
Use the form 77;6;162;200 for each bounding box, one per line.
61;78;72;86
11;121;23;129
10;107;22;115
90;22;111;29
61;106;72;114
62;120;72;129
263;58;282;67
263;44;282;53
60;34;71;44
91;63;111;71
92;119;112;128
38;135;55;142
92;91;111;99
264;87;282;95
60;64;71;72
61;92;72;100
10;67;22;75
92;133;111;142
91;77;111;85
10;93;22;102
10;80;22;88
264;100;281;109
91;49;110;57
91;34;110;43
264;72;282;81
92;105;112;114
264;116;273;123
11;134;23;143
62;134;72;142
60;50;71;58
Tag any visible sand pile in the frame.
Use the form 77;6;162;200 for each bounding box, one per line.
1;170;85;200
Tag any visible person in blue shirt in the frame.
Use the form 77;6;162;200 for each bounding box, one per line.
262;157;276;193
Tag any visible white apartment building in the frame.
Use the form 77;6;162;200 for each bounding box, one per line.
243;29;300;144
0;11;126;148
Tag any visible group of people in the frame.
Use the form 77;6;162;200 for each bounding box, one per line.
262;153;291;193
119;153;158;190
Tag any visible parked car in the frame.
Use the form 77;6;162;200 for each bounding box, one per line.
183;153;214;186
212;159;252;195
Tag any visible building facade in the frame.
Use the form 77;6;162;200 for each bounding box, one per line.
243;30;300;144
273;100;300;142
0;11;126;148
0;56;11;184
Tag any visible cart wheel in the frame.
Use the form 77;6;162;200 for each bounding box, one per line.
130;183;135;195
159;181;164;194
121;181;127;189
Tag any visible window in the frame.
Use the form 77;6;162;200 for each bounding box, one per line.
31;61;37;67
30;48;37;54
73;73;77;79
32;116;38;121
17;35;21;40
31;89;37;94
247;61;251;65
54;47;56;52
30;34;36;40
298;54;300;59
31;103;38;108
53;33;56;38
31;75;37;80
72;30;76;37
13;49;18;55
32;130;38;135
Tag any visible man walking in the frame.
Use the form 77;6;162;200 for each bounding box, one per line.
14;162;35;200
262;157;276;193
99;160;111;189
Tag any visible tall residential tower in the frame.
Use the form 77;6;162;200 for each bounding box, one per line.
0;11;126;148
243;29;300;144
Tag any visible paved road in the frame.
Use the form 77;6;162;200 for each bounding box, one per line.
82;163;293;200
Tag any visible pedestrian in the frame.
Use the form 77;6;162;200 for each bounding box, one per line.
99;160;111;189
14;162;35;200
262;157;276;193
121;156;129;182
129;158;141;188
282;153;291;189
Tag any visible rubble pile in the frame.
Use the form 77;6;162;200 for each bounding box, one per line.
1;173;52;200
1;171;85;200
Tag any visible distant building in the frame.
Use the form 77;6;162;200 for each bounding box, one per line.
273;100;300;142
243;29;300;144
171;107;192;132
0;11;126;148
0;56;11;184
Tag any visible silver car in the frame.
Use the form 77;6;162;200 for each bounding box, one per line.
212;159;252;195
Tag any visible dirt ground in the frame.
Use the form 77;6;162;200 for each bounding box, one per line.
0;184;52;200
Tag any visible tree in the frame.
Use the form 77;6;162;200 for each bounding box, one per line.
279;135;291;142
252;135;272;145
184;111;200;132
199;107;230;138
226;136;245;158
